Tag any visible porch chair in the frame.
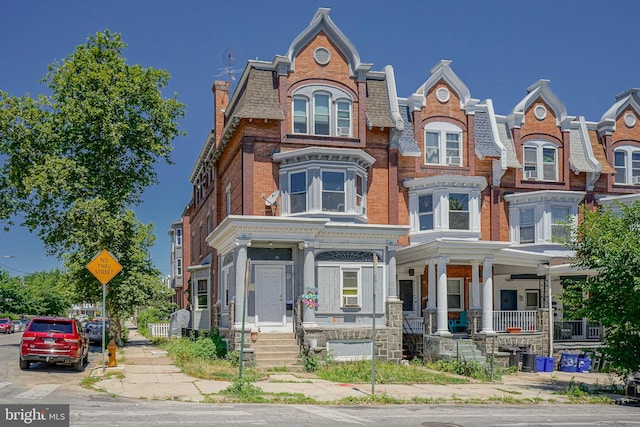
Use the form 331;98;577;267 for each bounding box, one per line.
448;311;468;333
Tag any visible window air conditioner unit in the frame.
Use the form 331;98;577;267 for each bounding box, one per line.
633;176;640;185
338;127;351;136
342;296;359;307
446;156;461;165
524;170;538;179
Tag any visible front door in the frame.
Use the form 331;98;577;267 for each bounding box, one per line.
500;289;517;311
399;279;416;315
255;264;286;326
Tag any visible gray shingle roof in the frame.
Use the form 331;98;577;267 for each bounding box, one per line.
397;104;421;156
496;120;522;169
569;128;597;173
474;109;501;158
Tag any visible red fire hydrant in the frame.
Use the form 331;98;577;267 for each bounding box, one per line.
107;339;117;367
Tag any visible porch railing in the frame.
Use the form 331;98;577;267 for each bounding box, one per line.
493;310;537;333
402;316;423;335
554;320;602;340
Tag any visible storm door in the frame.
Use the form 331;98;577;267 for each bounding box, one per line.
254;264;286;326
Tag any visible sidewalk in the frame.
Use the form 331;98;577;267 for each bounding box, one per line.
91;326;623;403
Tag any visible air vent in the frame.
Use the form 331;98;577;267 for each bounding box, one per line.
314;47;331;65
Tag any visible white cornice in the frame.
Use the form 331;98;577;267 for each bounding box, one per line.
504;190;586;205
272;146;375;169
403;175;488;191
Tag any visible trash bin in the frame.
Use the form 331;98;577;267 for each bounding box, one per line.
536;356;546;373
522;353;537;373
559;353;578;372
577;354;591;373
544;357;555;372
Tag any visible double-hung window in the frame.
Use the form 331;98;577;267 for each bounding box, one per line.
523;142;558;181
175;228;182;247
614;147;640;185
290;171;307;214
519;208;535;243
291;86;353;137
322;171;345;212
341;269;360;307
551;206;571;241
418;195;433;231
447;278;463;310
355;174;364;214
448;193;469;230
176;258;182;277
424;122;463;166
197;279;208;309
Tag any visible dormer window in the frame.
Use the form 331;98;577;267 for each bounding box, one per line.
424;122;462;166
523;141;558;181
292;85;353;137
614;147;640;185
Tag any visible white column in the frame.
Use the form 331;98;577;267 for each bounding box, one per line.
300;241;317;325
471;261;481;309
481;257;495;333
436;257;451;335
427;259;436;310
387;246;397;299
234;238;250;327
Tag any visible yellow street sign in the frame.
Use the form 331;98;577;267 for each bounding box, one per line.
87;249;123;285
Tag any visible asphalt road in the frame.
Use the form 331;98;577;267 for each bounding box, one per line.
1;332;639;427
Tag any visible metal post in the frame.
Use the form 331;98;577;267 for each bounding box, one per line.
102;285;106;372
371;253;377;395
239;259;250;380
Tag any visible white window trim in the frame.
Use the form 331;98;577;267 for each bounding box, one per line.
614;146;640;185
196;278;209;310
291;85;353;137
405;176;486;237
340;267;361;308
175;228;182;247
176;258;182;277
505;191;584;245
447;278;464;311
424;122;463;166
523;141;558;181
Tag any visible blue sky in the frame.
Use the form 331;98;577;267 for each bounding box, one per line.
1;0;639;277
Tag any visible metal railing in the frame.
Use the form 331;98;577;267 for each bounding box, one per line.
554;320;602;340
402;316;423;335
493;310;538;333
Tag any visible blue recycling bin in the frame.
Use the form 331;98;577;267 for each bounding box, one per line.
577;354;591;373
536;356;546;373
560;353;578;372
544;356;555;372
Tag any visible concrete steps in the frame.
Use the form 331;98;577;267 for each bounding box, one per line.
441;339;487;365
250;332;301;369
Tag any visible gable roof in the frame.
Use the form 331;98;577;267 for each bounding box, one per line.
510;79;567;127
413;60;475;109
598;88;640;136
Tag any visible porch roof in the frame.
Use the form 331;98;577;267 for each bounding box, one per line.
206;216;409;252
396;238;551;268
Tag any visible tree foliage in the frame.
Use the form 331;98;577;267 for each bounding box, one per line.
0;269;74;316
0;31;184;340
563;201;640;375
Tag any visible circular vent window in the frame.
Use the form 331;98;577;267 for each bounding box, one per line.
624;112;636;128
534;105;547;120
436;87;450;103
314;47;331;65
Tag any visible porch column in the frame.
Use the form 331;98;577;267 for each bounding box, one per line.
234;238;251;327
300;241;317;326
436;256;451;335
387;245;398;299
427;259;436;310
481;257;495;334
470;260;481;309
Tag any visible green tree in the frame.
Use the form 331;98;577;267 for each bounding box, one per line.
563;201;640;376
0;31;184;341
23;270;76;316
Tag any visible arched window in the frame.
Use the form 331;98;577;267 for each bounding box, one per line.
523;141;558;181
424;122;462;166
291;86;352;137
614;147;640;185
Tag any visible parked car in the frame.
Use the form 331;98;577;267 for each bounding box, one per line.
11;320;25;333
85;320;109;344
0;318;13;334
19;316;89;371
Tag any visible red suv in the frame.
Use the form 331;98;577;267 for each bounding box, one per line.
19;317;89;371
0;318;13;334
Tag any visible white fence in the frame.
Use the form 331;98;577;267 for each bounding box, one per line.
148;322;170;338
493;310;538;333
403;317;424;335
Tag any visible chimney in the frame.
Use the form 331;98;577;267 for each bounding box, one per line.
212;80;231;147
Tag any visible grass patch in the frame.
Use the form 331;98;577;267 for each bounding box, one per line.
317;359;469;385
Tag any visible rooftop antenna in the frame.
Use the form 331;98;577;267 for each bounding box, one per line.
214;47;242;82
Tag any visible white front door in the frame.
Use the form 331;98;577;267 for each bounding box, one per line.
255;264;286;327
